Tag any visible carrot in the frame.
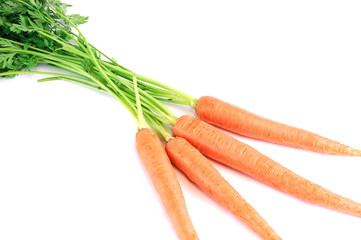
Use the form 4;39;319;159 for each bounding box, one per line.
136;128;199;240
196;96;361;156
166;137;282;240
173;115;361;217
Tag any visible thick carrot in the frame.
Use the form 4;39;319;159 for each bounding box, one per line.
196;96;361;156
173;115;361;217
166;137;282;240
136;128;199;240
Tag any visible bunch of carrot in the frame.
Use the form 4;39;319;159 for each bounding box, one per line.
1;1;361;239
135;108;361;240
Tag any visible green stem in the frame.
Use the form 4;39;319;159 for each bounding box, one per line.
100;64;177;123
0;70;83;80
133;74;147;129
100;61;196;107
41;8;88;53
40;76;107;93
146;114;173;141
88;43;129;71
121;91;169;124
52;74;173;125
49;2;139;119
37;31;88;59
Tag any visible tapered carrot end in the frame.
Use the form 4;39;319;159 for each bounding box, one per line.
344;146;361;157
337;196;361;218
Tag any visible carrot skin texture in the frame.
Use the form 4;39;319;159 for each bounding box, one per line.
136;128;199;240
196;96;361;156
166;137;282;240
173;116;361;217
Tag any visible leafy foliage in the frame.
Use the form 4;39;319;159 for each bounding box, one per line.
1;0;87;47
0;38;40;74
0;0;88;74
0;0;184;129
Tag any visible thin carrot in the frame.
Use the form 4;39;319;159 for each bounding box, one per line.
136;128;199;240
196;96;361;156
173;115;361;217
166;137;282;240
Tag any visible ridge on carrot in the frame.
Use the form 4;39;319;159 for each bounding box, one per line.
173;115;361;218
166;137;282;240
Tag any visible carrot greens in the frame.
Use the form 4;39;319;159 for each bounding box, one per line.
0;0;186;138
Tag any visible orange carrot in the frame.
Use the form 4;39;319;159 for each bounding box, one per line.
196;96;361;156
166;137;282;240
136;128;199;240
173;115;361;217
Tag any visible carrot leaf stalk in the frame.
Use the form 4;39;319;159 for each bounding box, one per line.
133;74;146;129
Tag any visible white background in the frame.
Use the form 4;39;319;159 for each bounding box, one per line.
1;0;361;239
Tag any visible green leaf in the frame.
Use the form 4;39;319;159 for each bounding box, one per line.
16;55;39;69
69;14;88;26
10;24;31;34
0;53;16;69
19;15;28;27
48;0;62;6
27;56;39;67
29;0;41;8
0;16;5;26
24;43;31;50
27;10;45;21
